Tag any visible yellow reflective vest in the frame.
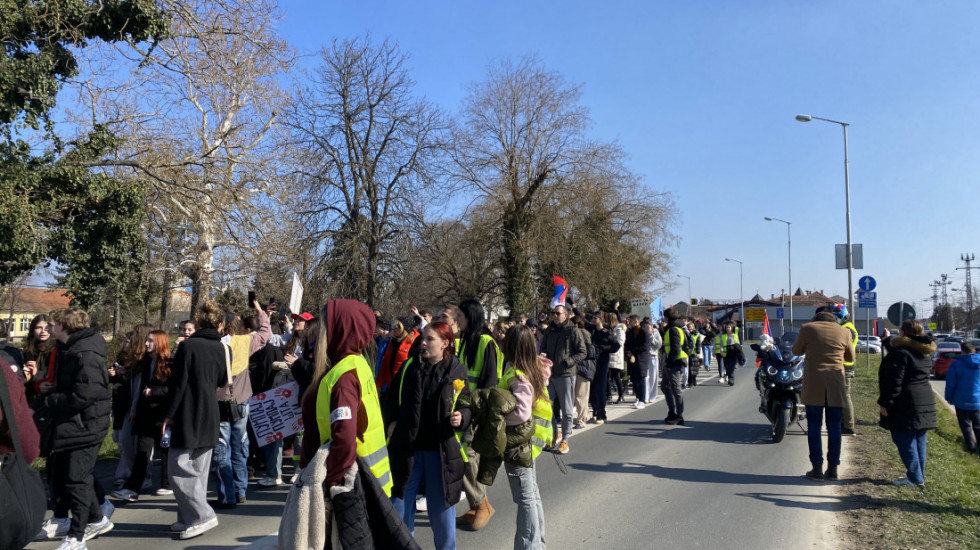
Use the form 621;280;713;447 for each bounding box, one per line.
718;332;740;357
315;354;392;496
499;366;552;460
457;334;503;393
842;321;859;367
664;326;689;360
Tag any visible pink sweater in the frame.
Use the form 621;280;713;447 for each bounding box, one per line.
504;357;552;426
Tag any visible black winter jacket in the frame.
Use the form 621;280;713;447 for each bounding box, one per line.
132;355;170;438
45;328;111;452
878;335;938;432
387;353;471;510
593;327;621;371
164;329;228;449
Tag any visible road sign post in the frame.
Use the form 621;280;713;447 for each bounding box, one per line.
857;276;878;371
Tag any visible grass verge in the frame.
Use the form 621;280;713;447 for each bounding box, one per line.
839;353;980;549
32;429;120;472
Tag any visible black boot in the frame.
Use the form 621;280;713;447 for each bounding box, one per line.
825;464;839;480
805;464;825;482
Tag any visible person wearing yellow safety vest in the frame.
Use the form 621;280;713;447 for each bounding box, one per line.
387;320;471;550
834;303;860;436
298;299;393;526
662;314;690;425
454;298;502;531
498;324;552;550
718;322;743;386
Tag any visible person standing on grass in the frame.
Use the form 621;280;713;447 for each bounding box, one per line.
878;319;937;486
792;306;855;482
945;341;980;455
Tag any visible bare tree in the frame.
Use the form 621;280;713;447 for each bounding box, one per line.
282;36;445;307
451;56;673;315
71;0;294;310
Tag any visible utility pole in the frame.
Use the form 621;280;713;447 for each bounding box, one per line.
958;253;977;332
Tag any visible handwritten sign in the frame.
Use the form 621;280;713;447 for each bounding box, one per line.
248;381;303;447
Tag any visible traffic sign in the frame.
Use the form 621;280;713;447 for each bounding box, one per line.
745;308;767;322
775;308;784;319
857;291;877;308
887;302;916;326
859;276;877;292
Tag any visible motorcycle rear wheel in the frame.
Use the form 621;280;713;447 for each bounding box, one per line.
772;407;789;443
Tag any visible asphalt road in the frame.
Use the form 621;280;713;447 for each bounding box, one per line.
27;366;845;550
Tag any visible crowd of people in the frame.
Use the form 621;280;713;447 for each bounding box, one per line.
3;294;977;549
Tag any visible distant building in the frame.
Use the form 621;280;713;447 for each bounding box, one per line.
0;287;73;340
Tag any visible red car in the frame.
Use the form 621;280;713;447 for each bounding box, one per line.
933;342;963;379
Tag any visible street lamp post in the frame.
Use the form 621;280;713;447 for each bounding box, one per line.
725;258;744;337
796;114;854;320
765;216;793;330
677;274;692;306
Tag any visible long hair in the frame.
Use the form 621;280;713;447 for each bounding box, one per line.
149;330;172;381
305;309;331;404
424;321;456;363
459;298;490;368
502;324;549;404
23;314;54;361
129;324;154;367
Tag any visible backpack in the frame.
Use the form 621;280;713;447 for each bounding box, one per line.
577;342;598;381
681;329;696;357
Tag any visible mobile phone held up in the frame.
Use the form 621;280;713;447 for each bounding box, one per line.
248;290;256;305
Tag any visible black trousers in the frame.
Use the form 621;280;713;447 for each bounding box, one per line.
590;363;610;420
661;364;685;416
609;369;626;401
50;442;104;538
124;434;169;493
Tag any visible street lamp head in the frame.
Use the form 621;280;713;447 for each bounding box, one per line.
764;217;773;221
795;115;812;122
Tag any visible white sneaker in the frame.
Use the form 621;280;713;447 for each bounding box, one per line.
415;495;428;512
35;517;71;541
179;516;219;540
100;499;115;520
258;477;282;487
632;401;646;409
82;516;113;541
155;487;174;496
55;536;87;550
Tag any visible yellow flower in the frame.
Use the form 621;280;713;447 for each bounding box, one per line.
453;379;465;392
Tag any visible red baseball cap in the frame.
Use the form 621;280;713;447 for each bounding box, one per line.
291;312;314;321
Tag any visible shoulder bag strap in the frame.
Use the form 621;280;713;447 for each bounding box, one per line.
0;367;27;463
223;343;234;391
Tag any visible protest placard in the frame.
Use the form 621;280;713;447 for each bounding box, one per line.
248;381;304;446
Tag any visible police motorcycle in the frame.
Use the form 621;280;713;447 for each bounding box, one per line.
751;332;805;443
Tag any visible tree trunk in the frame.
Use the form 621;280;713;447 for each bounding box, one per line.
502;207;532;315
159;268;172;329
113;290;121;336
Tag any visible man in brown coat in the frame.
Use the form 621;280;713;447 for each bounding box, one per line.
792;306;856;481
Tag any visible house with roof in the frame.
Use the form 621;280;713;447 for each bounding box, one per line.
0;287;73;340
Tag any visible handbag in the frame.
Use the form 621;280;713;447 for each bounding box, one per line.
218;343;242;423
0;367;47;550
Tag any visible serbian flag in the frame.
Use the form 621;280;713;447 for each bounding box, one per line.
551;275;568;308
763;311;772;337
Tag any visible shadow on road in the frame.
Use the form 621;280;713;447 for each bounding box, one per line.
567;461;816;486
604;420;804;445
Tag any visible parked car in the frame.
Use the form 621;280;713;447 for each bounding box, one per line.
856;335;882;354
933;341;963;379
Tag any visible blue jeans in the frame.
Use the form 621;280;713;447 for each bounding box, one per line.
890;429;927;484
214;402;250;503
505;462;546;550
805;405;842;466
391;450;455;550
702;345;714;367
262;438;284;480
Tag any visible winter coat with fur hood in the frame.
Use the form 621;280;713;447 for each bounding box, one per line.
877;335;938;432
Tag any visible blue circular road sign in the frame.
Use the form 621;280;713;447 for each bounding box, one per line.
859;276;877;292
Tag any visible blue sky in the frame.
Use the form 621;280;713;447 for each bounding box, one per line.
280;1;979;318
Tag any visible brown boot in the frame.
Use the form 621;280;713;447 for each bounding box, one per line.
469;498;495;531
456;507;477;526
